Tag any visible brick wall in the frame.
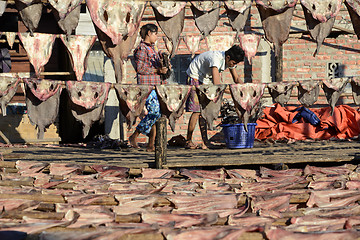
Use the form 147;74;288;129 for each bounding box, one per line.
122;3;360;146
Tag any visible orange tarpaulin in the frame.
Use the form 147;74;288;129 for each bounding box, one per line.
255;104;360;140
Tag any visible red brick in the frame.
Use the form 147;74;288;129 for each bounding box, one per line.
296;68;310;73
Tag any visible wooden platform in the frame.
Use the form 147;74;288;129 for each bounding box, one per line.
1;140;360;240
1;140;359;169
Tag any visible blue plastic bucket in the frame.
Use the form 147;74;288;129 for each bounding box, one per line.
221;123;257;149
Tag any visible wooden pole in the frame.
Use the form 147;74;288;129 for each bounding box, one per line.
0;130;11;144
275;45;283;82
155;116;167;169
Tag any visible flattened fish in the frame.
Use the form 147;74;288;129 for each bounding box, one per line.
55;4;81;37
300;0;342;56
183;34;202;58
230;83;265;131
0;76;20;116
18;33;56;78
206;34;236;51
196;84;227;130
344;0;360;39
267;82;296;106
351;77;360;105
66;81;111;138
238;33;261;64
297;80;320;107
89;1;146;82
86;0;146;45
256;0;297;56
0;1;6;17
114;84;153;129
5;32;16;49
191;1;221;38
96;30;139;83
24;79;62;139
60;35;97;81
322;78;349;114
151;1;186;58
24;78;62;101
48;0;82;19
15;0;43;35
155;85;191;132
224;0;252;34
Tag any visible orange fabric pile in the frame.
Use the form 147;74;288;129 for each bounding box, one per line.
255;104;360;140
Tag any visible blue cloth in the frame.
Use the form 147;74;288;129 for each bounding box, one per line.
292;106;320;126
136;90;161;135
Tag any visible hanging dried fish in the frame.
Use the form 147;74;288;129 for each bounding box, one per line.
230;83;265;131
156;85;191;132
114;84;153;129
300;0;342;56
267;82;296;106
190;1;221;38
297;80;320;107
256;0;297;56
151;1;186;58
224;0;252;34
196;84;227;130
322;78;349;115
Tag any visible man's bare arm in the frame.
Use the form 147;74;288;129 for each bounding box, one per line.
229;67;241;83
211;67;221;85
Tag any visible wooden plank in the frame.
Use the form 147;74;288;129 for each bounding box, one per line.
0;161;16;168
0;193;65;203
115;214;141;223
155;117;167;169
1;211;64;220
0;179;33;187
165;155;356;167
36;203;56;212
1;142;359;169
236;193;310;205
237;232;264;240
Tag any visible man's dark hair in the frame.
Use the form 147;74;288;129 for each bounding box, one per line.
225;45;245;63
140;24;158;40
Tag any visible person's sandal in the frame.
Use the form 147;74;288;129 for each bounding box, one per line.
146;148;155;152
185;141;198;149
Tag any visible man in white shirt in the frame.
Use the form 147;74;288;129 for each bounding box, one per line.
185;45;245;149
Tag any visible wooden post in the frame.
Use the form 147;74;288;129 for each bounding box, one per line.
275;45;283;82
0;130;10;144
155;116;167;169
